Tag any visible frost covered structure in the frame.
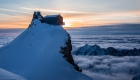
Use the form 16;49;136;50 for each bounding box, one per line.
0;11;92;80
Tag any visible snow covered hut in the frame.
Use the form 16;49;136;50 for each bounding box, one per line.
44;14;65;25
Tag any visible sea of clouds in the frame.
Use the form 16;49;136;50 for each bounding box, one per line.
73;55;140;80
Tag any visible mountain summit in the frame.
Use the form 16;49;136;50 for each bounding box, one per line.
0;11;92;80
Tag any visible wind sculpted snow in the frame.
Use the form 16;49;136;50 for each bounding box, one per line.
0;11;92;80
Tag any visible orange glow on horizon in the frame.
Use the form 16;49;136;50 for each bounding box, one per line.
0;19;139;29
63;20;72;27
0;10;140;29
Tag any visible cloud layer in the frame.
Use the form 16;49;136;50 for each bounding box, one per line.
0;0;140;28
73;55;140;80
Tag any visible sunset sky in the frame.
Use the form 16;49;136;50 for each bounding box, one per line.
0;0;140;28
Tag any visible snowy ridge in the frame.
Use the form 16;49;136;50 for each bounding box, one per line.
73;44;140;56
0;11;92;80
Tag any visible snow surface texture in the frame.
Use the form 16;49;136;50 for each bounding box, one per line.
0;68;27;80
0;11;92;80
73;55;140;80
73;44;140;56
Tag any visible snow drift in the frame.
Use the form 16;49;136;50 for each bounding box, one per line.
0;11;92;80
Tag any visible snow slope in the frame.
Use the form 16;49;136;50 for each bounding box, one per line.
0;11;92;80
0;68;27;80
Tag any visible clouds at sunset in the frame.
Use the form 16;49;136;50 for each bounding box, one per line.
0;0;140;28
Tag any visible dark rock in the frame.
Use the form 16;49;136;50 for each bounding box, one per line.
32;11;44;23
132;75;140;80
28;11;44;29
60;34;82;72
73;44;105;55
106;47;118;56
73;44;140;56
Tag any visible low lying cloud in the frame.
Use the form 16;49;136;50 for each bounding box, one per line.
73;55;140;80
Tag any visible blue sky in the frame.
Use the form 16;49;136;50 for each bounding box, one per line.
0;0;140;28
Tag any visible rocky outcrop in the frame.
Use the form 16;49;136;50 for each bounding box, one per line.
73;44;140;56
60;34;82;72
73;44;105;55
30;11;82;72
28;11;44;29
132;75;140;80
32;11;44;23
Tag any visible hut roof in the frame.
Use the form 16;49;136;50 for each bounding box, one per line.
44;14;60;18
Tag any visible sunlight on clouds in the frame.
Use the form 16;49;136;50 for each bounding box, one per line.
0;22;28;29
62;10;140;27
0;8;32;14
21;7;89;14
63;19;84;27
0;7;140;28
63;20;71;27
0;13;32;28
0;0;140;28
